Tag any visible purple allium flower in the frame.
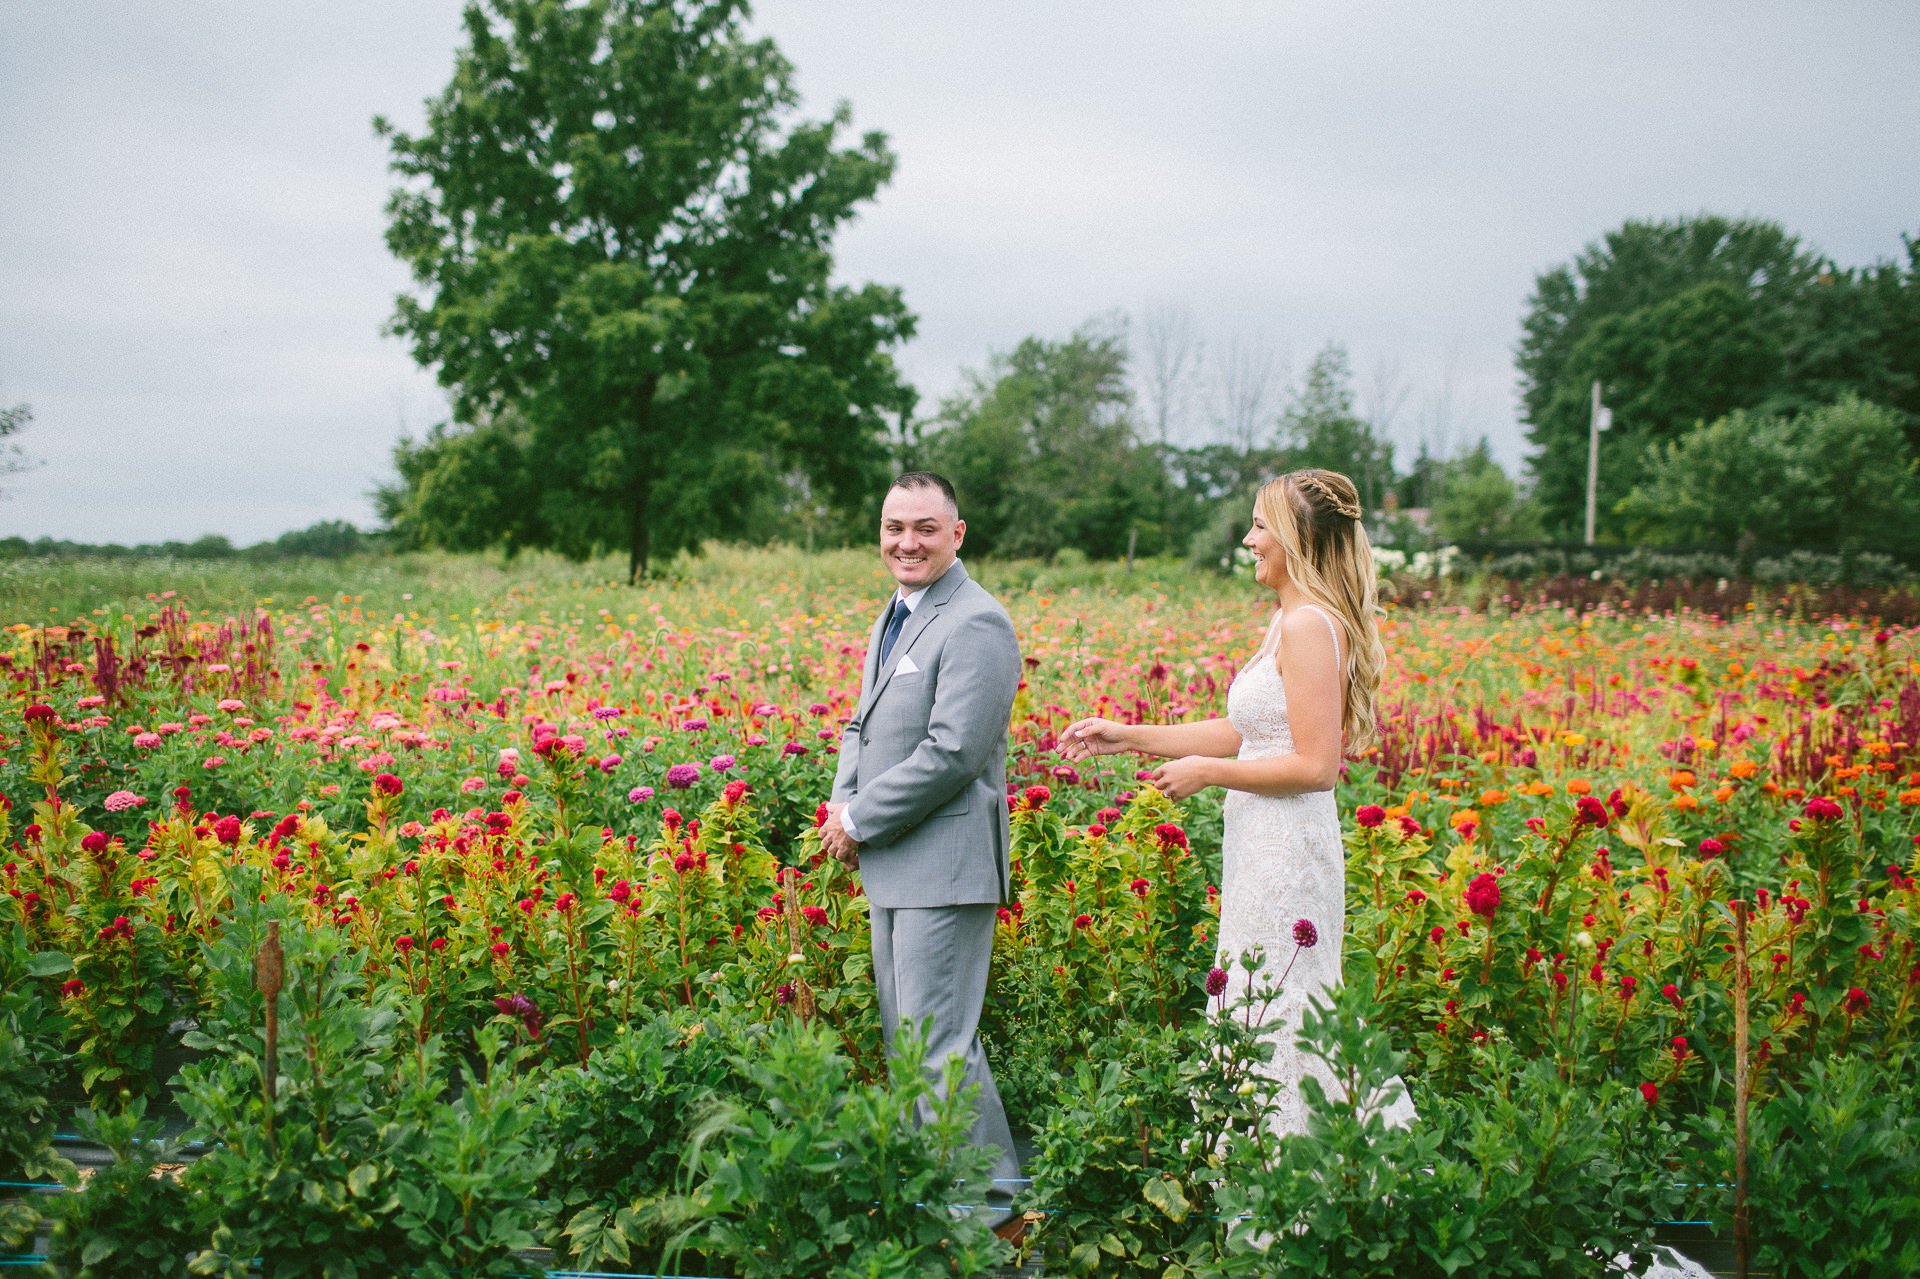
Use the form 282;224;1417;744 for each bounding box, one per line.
1292;918;1320;949
1205;967;1230;997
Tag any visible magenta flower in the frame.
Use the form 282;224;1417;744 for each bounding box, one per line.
1205;967;1230;997
1292;918;1319;949
666;763;702;789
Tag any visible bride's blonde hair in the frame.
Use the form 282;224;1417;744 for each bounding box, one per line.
1256;469;1385;754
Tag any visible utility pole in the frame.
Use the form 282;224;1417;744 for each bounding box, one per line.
1584;380;1611;545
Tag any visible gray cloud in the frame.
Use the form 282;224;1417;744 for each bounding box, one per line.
2;1;1915;541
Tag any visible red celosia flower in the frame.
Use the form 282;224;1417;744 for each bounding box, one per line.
1698;838;1725;858
373;772;404;797
1355;805;1387;828
1072;913;1092;930
1574;795;1610;829
1802;796;1843;822
802;905;828;927
1843;987;1870;1016
1153;822;1189;851
61;978;85;998
23;703;56;722
1130;877;1150;898
1640;1082;1659;1106
1662;982;1683;1010
1465;872;1501;920
1023;785;1052;810
213;815;243;845
395;935;415;953
724;779;749;805
80;831;110;854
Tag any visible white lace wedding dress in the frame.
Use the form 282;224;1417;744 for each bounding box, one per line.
1217;607;1709;1279
1217;606;1418;1135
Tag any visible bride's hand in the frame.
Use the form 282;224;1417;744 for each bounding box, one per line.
1060;716;1129;761
1147;756;1213;801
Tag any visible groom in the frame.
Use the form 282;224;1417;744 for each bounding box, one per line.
820;470;1024;1235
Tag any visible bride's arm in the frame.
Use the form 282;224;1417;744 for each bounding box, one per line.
1060;715;1242;761
1150;612;1343;799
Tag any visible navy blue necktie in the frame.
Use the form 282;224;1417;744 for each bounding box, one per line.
879;596;908;665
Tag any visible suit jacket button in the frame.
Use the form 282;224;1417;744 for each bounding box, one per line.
861;735;870;746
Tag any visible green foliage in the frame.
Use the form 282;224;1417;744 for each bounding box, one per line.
1518;214;1920;538
1690;1054;1920;1279
1276;343;1395;513
1428;438;1542;542
1618;395;1920;554
1024;1006;1266;1277
1208;985;1683;1279
532;1010;739;1268
0;922;72;1250
665;1018;1008;1279
44;1099;198;1279
378;0;915;576
923;321;1190;559
173;890;549;1279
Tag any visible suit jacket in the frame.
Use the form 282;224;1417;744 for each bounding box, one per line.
830;560;1020;908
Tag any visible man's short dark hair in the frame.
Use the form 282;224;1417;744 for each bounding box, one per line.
890;471;959;516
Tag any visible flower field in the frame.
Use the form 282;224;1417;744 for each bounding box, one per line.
2;547;1918;1277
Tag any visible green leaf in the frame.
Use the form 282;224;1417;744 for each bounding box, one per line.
347;1163;380;1198
26;951;71;977
1141;1173;1190;1223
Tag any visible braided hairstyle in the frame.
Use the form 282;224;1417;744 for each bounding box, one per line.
1254;468;1385;754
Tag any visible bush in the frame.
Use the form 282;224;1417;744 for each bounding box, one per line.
0;922;71;1250
533;1009;739;1267
665;1017;1009;1279
43;1099;198;1279
1208;984;1683;1279
1690;1053;1920;1279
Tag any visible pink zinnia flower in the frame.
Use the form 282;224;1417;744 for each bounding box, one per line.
103;790;147;812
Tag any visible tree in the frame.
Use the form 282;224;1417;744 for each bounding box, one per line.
1275;344;1395;512
1617;396;1920;554
921;323;1179;559
1429;440;1540;542
1517;214;1920;539
377;0;916;577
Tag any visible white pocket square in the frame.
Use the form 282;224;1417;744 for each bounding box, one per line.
895;653;921;675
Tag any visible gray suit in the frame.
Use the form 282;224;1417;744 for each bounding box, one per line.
831;559;1022;1213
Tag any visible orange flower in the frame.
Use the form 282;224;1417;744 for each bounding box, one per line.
1450;808;1480;830
1671;794;1700;812
1479;788;1508;807
1669;771;1697;791
1898;789;1920;806
1567;778;1593;796
1729;760;1759;780
1713;786;1735;803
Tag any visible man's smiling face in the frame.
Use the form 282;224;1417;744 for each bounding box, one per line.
880;484;964;591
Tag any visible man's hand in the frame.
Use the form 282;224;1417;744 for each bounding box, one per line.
820;803;860;870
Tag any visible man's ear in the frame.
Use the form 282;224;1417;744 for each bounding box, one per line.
953;519;966;548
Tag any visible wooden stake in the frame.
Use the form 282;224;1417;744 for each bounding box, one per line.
255;920;284;1144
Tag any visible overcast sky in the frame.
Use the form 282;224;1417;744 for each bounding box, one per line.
2;2;1916;544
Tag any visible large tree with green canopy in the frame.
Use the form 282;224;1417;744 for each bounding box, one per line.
376;0;916;576
1516;215;1919;540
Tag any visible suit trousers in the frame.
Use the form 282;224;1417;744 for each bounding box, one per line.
869;902;1021;1210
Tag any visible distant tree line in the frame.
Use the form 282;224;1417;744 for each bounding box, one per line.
0;521;368;562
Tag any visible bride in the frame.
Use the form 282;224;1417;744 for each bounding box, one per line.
1060;468;1410;1134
